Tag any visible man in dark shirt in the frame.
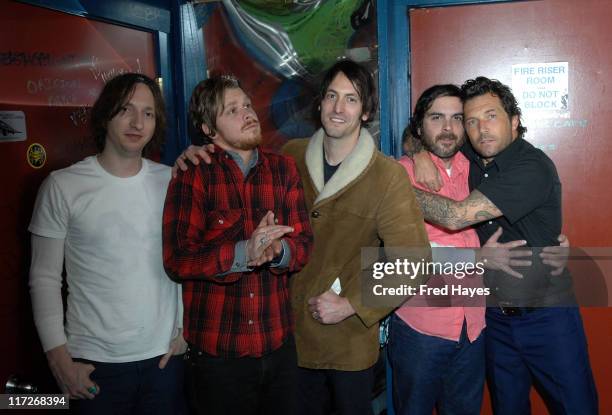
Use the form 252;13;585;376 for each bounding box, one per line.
411;77;598;414
162;75;313;415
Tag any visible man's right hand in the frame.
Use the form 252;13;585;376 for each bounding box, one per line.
247;211;293;267
478;227;532;279
46;345;98;400
172;144;215;178
413;151;443;192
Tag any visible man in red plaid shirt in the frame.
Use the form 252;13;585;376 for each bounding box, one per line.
162;75;312;415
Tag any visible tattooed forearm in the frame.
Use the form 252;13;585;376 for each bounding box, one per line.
413;189;466;229
413;189;502;230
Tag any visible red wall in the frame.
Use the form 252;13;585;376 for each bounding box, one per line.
0;1;156;391
410;0;612;413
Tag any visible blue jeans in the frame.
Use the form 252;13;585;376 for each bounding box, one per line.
388;314;485;415
72;354;186;415
486;307;598;415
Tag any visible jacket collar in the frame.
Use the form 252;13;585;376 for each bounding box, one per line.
305;127;376;205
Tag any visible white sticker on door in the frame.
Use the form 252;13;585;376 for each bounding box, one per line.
0;111;27;142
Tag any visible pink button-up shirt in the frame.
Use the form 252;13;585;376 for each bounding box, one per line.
395;153;485;342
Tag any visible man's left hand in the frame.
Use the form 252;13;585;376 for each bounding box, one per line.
540;234;570;276
159;329;187;369
307;290;355;324
259;212;284;265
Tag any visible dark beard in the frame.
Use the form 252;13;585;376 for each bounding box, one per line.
423;132;463;159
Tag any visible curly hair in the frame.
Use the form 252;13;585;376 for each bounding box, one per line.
461;76;527;139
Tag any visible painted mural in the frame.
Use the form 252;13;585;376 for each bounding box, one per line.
195;0;378;151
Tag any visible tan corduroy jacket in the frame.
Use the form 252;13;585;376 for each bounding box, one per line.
283;128;430;371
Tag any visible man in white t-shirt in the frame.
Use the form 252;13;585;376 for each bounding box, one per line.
29;73;186;414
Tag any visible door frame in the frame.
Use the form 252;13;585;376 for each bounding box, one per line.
376;0;517;157
15;0;201;165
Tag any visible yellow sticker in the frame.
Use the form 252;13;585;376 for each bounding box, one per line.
27;143;46;169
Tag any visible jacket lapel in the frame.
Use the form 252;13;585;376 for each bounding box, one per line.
304;128;376;206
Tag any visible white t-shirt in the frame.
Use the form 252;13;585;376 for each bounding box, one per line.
29;156;182;363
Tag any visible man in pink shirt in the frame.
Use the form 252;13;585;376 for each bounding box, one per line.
389;84;489;415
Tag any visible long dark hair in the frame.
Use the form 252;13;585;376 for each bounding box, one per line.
409;84;463;141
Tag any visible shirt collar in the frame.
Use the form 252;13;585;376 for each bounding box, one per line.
214;145;261;176
464;137;525;171
492;137;524;170
430;151;469;178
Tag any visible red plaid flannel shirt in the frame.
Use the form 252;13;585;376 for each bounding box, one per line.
162;146;312;357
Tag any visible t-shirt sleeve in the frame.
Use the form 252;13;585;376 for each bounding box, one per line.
476;154;554;224
29;174;70;239
30;235;67;352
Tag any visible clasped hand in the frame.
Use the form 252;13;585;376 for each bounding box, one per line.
247;211;293;267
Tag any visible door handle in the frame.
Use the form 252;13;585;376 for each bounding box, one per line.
5;374;38;394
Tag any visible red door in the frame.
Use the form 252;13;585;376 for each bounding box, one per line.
0;1;157;393
409;0;612;413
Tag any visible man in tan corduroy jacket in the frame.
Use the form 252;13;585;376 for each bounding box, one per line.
283;60;430;415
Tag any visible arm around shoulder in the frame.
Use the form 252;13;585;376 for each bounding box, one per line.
414;187;503;231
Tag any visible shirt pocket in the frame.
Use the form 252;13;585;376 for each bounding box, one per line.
204;209;243;242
